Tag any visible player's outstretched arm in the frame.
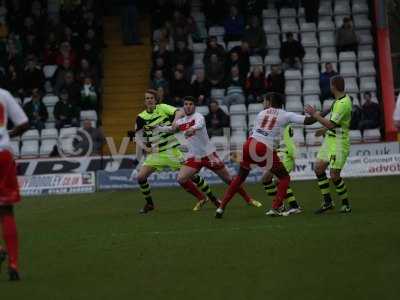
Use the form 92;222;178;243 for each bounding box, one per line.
9;123;29;138
304;105;336;129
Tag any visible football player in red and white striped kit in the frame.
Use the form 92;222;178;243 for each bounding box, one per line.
216;93;317;218
158;96;261;208
0;87;30;280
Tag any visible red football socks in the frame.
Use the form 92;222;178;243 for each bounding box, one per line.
272;176;290;209
220;176;245;209
0;208;19;269
180;180;205;201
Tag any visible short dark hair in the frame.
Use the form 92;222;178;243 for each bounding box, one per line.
265;92;284;108
286;32;293;39
183;96;196;103
331;75;345;92
145;89;158;101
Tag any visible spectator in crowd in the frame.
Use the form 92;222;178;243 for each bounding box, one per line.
151;69;169;98
171;40;193;73
394;93;400;130
245;66;268;103
43;32;60;65
59;71;81;105
169;69;192;106
185;15;201;42
151;57;170;80
5;63;23;97
224;66;245;105
23;88;48;130
205;99;230;137
279;32;305;70
319;62;338;100
359;92;380;130
5;35;24;68
226;49;249;79
54;89;80;129
266;64;285;95
152;41;172;70
203;36;226;65
336;16;359;53
23;33;41;57
242;15;266;57
76;58;99;85
79;77;97;110
205;53;225;88
56;41;77;68
231;40;251;74
223;5;245;43
191;68;211;106
23;57;44;93
152;21;174;51
74;119;105;155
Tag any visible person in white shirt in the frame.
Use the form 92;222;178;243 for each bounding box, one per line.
216;93;317;218
159;96;262;208
394;93;400;131
0;87;29;281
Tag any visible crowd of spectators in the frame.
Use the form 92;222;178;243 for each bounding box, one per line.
0;0;104;136
150;0;379;137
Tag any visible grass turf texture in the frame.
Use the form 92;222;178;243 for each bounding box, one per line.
1;176;400;300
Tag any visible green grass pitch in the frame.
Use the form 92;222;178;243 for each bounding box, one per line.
1;176;400;299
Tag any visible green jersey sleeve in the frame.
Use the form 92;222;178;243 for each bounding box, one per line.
158;104;178;117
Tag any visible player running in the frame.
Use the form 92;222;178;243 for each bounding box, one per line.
134;90;218;214
305;75;352;214
158;96;261;208
0;87;29;281
215;93;316;218
262;124;302;216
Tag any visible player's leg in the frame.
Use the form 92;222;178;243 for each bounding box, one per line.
176;166;208;211
191;174;220;207
330;169;351;213
215;167;251;218
0;206;20;281
136;165;156;214
213;166;261;207
314;158;335;213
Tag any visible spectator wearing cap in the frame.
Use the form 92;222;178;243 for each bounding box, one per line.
319;62;338;100
223;5;245;43
359;92;380;131
245;66;268;103
23;88;48;130
280;32;305;70
242;15;266;57
205;99;230;137
79;77;97;110
336;17;359;53
266;64;285;95
191;68;211;106
54;90;80;129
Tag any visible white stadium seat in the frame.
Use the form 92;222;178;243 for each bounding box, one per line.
20;140;39;158
300;22;316;32
263;20;280;34
319;31;335;47
358;61;376;77
285;80;302;95
10;141;20;157
358;49;374;61
227;41;241;51
352;1;369;14
353;15;372;29
266;34;281;49
323;99;334;111
339;51;357;62
284;69;302;80
192;43;206;53
248;114;257;129
320;51;338;63
285;98;304;113
197;106;209;116
334;1;351;15
211;136;229;152
279;8;296;18
304;95;322;111
42;95;59;107
293;128;305;146
40;139;58;157
345;77;359;93
301;33;318;47
41;128;58;140
264;54;281;66
43;65;58;79
363;129;381;142
208;26;225;37
211;89;225;101
250;55;263;67
360;77;377;92
229;104;247;115
303;80;321;95
230;115;246;129
357;30;373;45
80;110;98;121
318;19;335;31
306;131;323;146
350;130;362;143
21;129;40;141
303;48;319;63
281;21;299;33
303;64;319;79
248;103;263;114
340;62;357;77
230;135;247;151
262;8;278;19
219;104;229;114
318;2;332;16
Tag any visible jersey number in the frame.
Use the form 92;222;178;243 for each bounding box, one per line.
260;115;277;130
0;103;5;127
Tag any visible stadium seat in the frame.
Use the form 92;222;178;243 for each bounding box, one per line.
285;98;304;113
248;103;263;114
319;31;335;47
227;41;241;51
303;63;319;79
339;51;357;62
358;49;374;61
193;56;204;69
363;129;381;142
211;89;225;102
266;34;281;49
40;139;57;157
59;127;78;139
284;70;302;80
306;131;323;146
196;106;209;116
304;95;322;110
230;135;247;151
318;19;335;31
45;122;56;129
47;106;55;122
350;130;362;143
303;48;319;63
352;1;369;14
323;99;334;111
43;65;58;79
345;77;359;93
10;141;20;157
300;22;316;32
192;43;206;53
320;51;338;63
41;128;58;140
349;94;361;106
248;114;257;129
293;128;305;146
357;30;373;44
21;129;40;141
301;33;318;47
340;62;357;77
334;16;344;28
20;140;39;158
281;21;299;33
264;54;281;66
305;121;323;132
320;62;338;72
219;104;229;114
210;136;229;151
282;32;299;42
303;80;321;95
230;115;246;129
279;8;296;18
250;55;263;67
358;61;376;77
285;80;302;95
353;15;372;29
334;1;351;15
263;20;280;34
208;26;225;37
80;110;98;121
262;8;278;19
229;104;247;115
42;95;59;106
360;77;377;92
318;2;332;15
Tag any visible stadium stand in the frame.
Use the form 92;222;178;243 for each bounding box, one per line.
0;1;104;157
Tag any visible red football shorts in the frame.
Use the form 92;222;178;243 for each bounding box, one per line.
240;137;283;170
0;150;21;206
185;152;225;171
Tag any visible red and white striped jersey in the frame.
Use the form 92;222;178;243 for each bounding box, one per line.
0;88;28;151
175;112;216;158
251;108;305;149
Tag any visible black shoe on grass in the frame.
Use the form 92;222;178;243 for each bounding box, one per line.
8;267;20;281
315;202;335;214
139;203;154;214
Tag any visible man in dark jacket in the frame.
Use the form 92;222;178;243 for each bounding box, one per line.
23;89;48;130
266;64;285;95
279;32;305;70
54;90;80;129
242;15;266;57
205;100;230;137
